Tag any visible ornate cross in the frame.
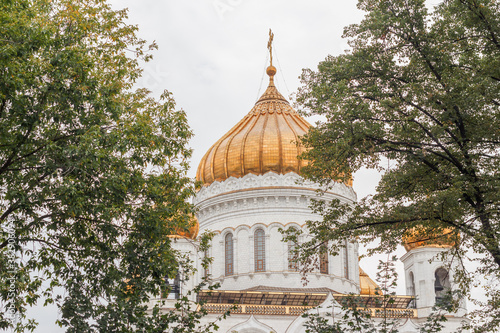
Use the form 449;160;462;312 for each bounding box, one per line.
267;29;274;67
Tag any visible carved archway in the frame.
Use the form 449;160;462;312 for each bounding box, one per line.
227;315;275;333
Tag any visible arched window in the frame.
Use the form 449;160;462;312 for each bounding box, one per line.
435;268;450;304
163;273;180;299
225;233;233;276
287;237;298;271
254;229;265;272
320;251;329;274
343;240;349;279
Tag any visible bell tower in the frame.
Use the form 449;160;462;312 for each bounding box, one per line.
401;228;467;326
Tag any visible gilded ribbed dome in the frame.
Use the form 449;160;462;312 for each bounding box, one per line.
359;266;380;295
402;227;457;252
196;67;311;186
167;216;199;240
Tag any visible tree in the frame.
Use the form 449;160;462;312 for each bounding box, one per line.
0;0;210;331
295;0;499;331
303;257;401;333
302;257;453;333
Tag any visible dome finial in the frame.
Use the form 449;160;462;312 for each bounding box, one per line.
266;29;277;81
267;29;274;67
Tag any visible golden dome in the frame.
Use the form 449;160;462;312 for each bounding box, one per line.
402;227;457;252
196;67;312;186
359;266;380;295
168;216;199;240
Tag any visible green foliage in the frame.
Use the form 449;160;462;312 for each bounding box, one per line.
0;0;212;331
302;257;453;333
303;312;343;333
418;290;459;333
302;257;400;333
296;0;499;331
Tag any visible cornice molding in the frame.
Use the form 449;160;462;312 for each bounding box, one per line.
194;171;356;205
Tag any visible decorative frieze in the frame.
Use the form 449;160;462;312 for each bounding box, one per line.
194;171;356;205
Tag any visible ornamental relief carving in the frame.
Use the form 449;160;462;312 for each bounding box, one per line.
194;172;357;205
225;179;240;191
262;175;279;186
243;176;259;188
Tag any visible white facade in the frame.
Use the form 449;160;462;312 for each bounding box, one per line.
152;62;468;332
400;247;468;331
195;171;359;293
152;171;468;332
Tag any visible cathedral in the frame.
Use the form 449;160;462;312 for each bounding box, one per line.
152;45;468;333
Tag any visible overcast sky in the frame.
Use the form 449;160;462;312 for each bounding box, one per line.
121;0;365;182
30;0;480;331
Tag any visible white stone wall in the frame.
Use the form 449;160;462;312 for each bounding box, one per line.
151;170;469;333
195;172;359;294
400;247;467;319
205;222;359;293
196;293;469;333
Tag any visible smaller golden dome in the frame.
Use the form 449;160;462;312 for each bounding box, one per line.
402;227;457;252
359;266;380;295
168;216;199;240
